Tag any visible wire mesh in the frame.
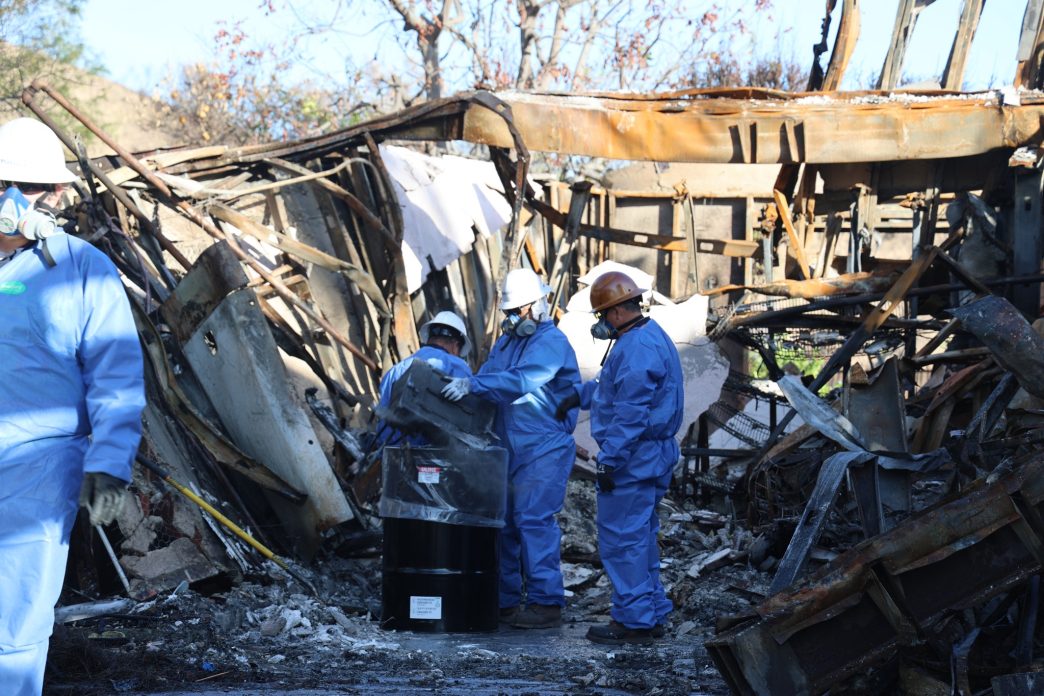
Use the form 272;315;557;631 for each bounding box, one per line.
722;369;787;404
704;401;772;449
713;295;935;368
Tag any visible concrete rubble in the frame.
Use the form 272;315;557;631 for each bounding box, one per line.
25;1;1044;693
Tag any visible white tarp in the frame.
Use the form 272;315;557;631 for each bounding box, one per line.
558;261;729;457
380;145;513;293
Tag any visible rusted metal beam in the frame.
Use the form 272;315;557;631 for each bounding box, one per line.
529;197;759;256
454;90;1035;165
208;203;390;316
27;80;379;373
221;89;1044;167
706;270;898;300
20;89;193;272
548;181;593;311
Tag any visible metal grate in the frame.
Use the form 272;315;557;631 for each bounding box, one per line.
705;401;772;448
722;369;787;404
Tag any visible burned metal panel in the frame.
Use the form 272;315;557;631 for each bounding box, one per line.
848;358;910;518
168;244;353;560
708;457;1044;695
181;290;354;559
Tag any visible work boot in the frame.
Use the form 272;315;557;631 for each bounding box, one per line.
586;620;655;645
499;606;519;623
510;604;561;629
652;622;668;638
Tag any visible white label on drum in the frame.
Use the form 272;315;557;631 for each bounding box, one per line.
410;596;442;620
417;466;441;484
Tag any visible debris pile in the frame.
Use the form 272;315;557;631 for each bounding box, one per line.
17;2;1044;691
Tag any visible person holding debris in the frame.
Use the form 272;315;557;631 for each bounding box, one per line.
557;270;683;645
0;117;145;695
441;268;580;629
373;310;473;446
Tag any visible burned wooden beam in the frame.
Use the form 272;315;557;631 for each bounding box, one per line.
952;295;1044;400
942;0;986;90
707;271;898;300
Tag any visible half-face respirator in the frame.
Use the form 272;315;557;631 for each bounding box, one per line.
590;312;618;341
501;310;537;338
0;186;59;241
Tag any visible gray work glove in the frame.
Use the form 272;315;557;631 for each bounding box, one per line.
79;472;128;525
441;377;471;402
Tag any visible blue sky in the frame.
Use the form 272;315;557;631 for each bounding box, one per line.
80;0;1022;95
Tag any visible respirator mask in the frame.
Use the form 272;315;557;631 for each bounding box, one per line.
591;305;644;341
501;308;537;337
590;312;618;341
0;186;59;241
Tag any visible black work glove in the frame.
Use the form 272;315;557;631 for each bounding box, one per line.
79;472;128;525
555;391;580;421
596;460;616;493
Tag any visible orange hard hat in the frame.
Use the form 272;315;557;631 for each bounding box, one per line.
589;271;644;312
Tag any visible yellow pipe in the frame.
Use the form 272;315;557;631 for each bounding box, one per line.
136;455;316;594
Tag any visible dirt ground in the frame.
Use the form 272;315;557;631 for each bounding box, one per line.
43;481;770;695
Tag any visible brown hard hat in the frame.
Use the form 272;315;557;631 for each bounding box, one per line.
590;271;644;312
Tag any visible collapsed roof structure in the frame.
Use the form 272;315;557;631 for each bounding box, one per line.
25;0;1044;693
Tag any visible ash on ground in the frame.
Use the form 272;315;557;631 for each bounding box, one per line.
46;480;774;695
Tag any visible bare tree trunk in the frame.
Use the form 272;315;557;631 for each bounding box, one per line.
516;0;543;88
386;0;460;101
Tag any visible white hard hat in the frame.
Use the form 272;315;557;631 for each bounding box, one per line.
500;268;552;311
0;118;77;184
419;310;471;357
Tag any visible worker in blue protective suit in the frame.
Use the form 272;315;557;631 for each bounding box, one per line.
372;310;473;447
556;270;683;645
0;117;145;696
441;268;580;629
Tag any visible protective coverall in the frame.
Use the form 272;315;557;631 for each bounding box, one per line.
0;235;144;695
578;317;683;629
469;321;580;609
374;345;472;446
